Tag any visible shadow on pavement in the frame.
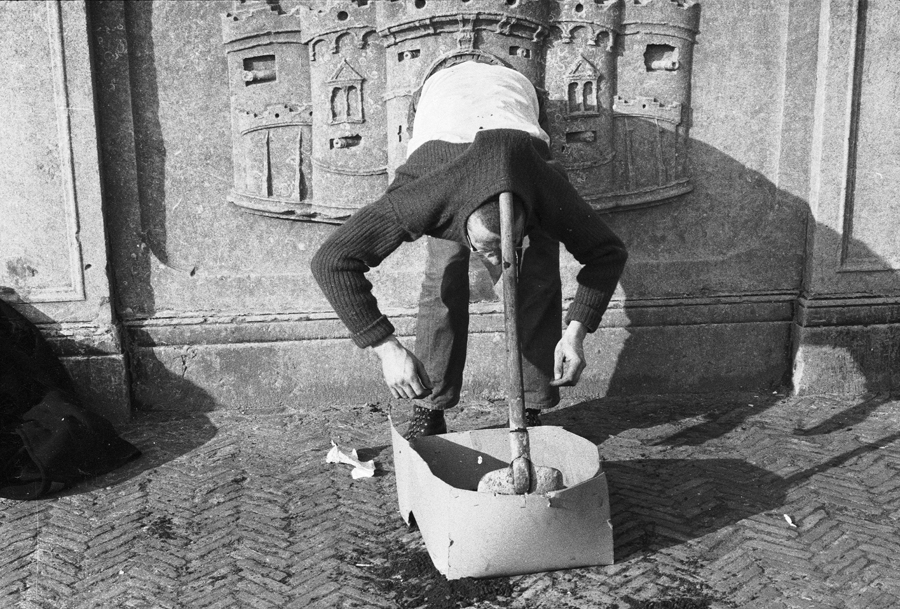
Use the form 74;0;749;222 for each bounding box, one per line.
66;350;220;494
546;392;784;447
603;457;783;562
546;396;900;561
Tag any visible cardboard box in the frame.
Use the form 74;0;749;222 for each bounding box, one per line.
390;421;613;580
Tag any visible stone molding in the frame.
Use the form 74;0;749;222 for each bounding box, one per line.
119;291;793;348
796;296;900;328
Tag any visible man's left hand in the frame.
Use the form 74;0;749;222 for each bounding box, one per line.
550;321;587;387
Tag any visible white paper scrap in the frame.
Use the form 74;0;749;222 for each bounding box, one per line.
326;441;376;479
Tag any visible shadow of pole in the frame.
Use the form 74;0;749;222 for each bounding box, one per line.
605;428;900;562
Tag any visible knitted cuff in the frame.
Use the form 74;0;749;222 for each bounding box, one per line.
351;316;396;349
564;301;602;333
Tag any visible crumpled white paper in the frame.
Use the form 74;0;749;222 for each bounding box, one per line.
326;441;376;479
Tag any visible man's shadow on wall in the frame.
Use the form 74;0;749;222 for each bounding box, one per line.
541;133;896;560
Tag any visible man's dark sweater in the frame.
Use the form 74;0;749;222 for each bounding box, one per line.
311;128;627;348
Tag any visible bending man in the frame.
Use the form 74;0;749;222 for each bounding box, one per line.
311;61;627;439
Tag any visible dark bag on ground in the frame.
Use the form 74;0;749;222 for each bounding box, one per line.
0;299;140;499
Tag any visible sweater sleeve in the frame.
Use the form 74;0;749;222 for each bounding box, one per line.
530;158;628;332
564;218;628;332
310;201;413;348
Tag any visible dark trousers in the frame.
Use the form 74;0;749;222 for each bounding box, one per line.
413;230;563;411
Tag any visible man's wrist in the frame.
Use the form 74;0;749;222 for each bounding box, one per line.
370;334;402;357
564;320;588;341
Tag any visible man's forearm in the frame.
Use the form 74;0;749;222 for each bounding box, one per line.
310;203;409;348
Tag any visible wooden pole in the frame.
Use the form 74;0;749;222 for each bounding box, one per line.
500;192;530;494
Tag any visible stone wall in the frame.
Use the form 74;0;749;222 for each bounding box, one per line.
1;0;897;420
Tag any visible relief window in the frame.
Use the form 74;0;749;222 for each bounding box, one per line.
568;82;579;112
327;60;366;124
566;130;596;144
509;46;531;59
398;49;421;62
242;54;276;85
567;80;599;114
330;85;364;123
330;135;361;149
346;86;359;119
644;44;679;71
582;81;595;112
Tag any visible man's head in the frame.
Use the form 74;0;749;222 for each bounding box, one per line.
465;194;526;266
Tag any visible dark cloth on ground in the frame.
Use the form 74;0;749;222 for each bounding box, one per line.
311;128;628;348
0;299;140;500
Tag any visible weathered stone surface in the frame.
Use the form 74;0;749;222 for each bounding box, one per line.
791;0;900;395
127;312;791;412
793;323;900;396
2;0;898;410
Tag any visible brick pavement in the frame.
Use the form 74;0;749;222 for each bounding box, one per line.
1;391;899;608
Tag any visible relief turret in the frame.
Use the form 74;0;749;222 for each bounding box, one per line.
221;0;316;220
545;0;622;196
299;0;387;217
603;0;701;210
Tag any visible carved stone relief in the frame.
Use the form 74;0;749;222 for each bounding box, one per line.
221;0;700;223
221;2;315;219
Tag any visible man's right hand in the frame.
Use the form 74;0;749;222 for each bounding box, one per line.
369;335;433;399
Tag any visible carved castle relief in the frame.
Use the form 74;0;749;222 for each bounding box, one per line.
221;0;700;223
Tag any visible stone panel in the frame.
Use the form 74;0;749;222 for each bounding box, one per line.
804;0;900;297
839;0;900;272
0;1;128;419
0;1;85;303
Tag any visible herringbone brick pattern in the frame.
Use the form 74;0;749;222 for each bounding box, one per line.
2;393;898;608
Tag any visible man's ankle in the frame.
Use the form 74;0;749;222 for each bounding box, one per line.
404;406;447;440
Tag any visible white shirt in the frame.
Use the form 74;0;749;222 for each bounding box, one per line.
406;62;551;157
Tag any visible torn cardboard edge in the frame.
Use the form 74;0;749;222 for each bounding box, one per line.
390;418;613;580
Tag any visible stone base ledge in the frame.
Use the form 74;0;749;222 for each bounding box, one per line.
129;320;792;412
797;296;900;327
